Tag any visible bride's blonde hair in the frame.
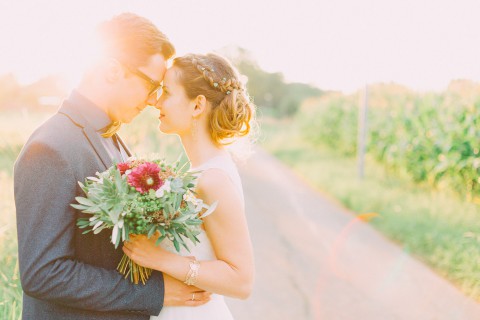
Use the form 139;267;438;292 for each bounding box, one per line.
172;53;256;145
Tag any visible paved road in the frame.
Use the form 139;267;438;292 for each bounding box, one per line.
226;149;480;320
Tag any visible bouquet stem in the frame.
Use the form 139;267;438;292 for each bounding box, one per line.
117;254;152;285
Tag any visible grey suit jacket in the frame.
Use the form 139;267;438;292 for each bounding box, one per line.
14;96;164;320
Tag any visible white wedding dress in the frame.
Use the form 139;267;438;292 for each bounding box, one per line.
151;155;244;320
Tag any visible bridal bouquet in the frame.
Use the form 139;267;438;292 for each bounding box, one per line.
72;156;216;284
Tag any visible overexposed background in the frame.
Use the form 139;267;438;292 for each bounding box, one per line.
1;0;480;92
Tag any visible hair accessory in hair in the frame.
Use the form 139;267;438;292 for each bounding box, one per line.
213;82;218;87
201;67;206;71
226;91;231;95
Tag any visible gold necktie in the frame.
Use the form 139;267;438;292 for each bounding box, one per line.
101;121;122;138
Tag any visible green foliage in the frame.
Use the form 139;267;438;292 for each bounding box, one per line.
297;81;480;197
0;229;21;320
0;141;21;175
220;47;322;117
0;172;21;319
297;93;359;156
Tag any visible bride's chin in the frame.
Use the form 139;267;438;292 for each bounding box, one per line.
158;125;173;135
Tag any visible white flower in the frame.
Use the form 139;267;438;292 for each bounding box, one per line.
183;190;203;207
183;190;195;202
125;169;132;175
155;180;171;198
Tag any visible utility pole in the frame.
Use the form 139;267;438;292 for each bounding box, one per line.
357;84;368;179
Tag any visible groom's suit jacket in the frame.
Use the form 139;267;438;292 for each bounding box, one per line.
14;93;164;320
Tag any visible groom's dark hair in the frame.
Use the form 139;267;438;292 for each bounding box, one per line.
96;13;175;67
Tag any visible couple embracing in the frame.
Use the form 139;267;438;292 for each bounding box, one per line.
14;12;255;320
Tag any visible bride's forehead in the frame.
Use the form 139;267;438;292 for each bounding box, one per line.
165;67;181;83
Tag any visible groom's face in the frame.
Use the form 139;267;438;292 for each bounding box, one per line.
111;53;167;123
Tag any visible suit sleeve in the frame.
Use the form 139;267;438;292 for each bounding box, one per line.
14;141;164;315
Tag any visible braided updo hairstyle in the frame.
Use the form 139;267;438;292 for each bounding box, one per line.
172;53;256;145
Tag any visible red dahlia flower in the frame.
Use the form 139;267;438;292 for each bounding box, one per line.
127;162;164;193
117;162;131;175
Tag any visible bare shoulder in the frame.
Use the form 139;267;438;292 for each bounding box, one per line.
196;167;243;209
196;168;235;195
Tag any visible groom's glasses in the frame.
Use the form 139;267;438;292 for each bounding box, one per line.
124;65;163;102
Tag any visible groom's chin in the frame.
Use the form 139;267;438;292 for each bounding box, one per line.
123;112;141;124
121;118;133;124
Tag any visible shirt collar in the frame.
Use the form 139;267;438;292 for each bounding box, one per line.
67;90;111;132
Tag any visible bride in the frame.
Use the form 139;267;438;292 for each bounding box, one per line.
122;53;255;319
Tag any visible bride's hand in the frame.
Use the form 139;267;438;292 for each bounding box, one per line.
122;232;169;270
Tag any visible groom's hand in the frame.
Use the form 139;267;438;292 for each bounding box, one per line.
163;274;211;307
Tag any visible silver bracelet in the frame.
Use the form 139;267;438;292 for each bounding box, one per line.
184;259;200;286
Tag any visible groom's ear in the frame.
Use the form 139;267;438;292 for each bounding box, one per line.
105;59;124;83
192;95;207;117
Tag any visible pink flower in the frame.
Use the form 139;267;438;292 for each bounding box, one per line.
117;162;131;175
127;162;164;193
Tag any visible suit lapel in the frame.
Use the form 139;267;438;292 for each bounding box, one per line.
58;100;113;170
82;126;113;170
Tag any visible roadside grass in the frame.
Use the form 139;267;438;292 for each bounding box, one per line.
260;117;480;299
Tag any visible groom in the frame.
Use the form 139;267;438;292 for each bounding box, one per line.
14;13;209;320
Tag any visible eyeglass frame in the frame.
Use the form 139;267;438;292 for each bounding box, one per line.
122;64;163;101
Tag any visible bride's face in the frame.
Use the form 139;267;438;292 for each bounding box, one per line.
155;67;195;135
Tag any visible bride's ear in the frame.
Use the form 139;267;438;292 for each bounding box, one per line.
192;95;207;117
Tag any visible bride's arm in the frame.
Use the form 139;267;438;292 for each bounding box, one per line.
123;169;255;299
